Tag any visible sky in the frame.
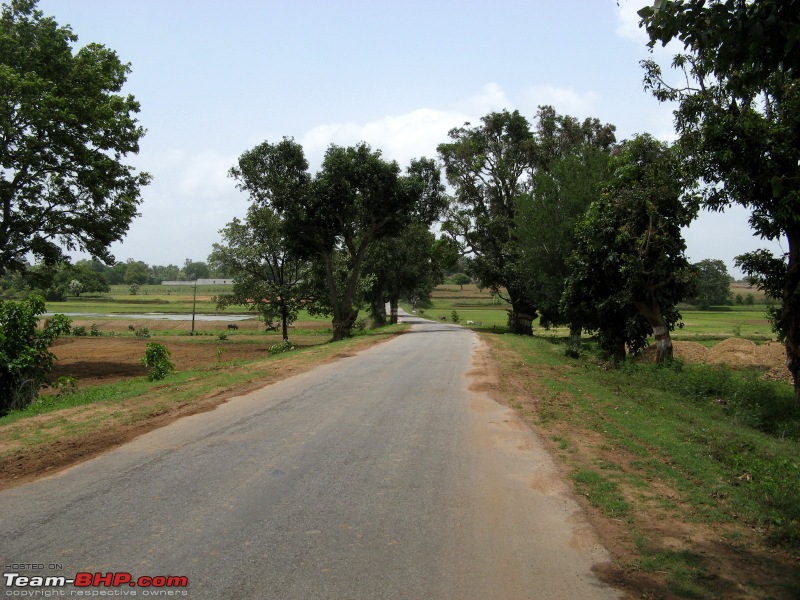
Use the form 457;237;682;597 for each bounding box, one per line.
36;0;787;278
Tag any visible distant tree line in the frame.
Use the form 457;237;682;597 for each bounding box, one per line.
0;258;227;301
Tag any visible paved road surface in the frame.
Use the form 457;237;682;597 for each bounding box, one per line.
1;314;622;599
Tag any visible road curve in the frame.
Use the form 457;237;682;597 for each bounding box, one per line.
1;314;622;599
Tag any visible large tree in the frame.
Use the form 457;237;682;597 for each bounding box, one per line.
230;138;444;341
211;204;311;341
640;0;800;401
438;107;615;335
363;224;442;326
438;110;537;334
691;259;732;308
516;143;613;346
0;0;150;271
561;135;696;363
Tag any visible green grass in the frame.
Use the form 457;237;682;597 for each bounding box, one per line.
492;333;800;547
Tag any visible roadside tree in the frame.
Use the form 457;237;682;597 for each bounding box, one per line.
0;0;150;272
640;0;800;398
562;135;696;363
231;138;445;341
438;107;615;335
210;204;311;341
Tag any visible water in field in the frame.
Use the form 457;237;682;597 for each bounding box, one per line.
44;312;253;322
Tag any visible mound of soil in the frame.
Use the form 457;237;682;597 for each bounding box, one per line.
642;338;791;382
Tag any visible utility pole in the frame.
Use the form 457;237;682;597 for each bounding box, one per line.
191;279;197;335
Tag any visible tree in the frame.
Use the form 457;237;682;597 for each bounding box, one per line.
0;0;150;272
691;259;732;308
0;295;71;413
230;138;445;341
211;204;311;341
516;143;614;346
183;260;210;281
438;110;537;334
640;0;800;401
562;135;696;363
363;225;442;326
123;260;149;285
452;273;471;291
438;107;615;335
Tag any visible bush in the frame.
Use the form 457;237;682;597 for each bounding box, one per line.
134;326;150;338
90;323;101;337
140;343;175;381
451;310;460;324
269;340;295;355
72;325;87;336
0;296;72;413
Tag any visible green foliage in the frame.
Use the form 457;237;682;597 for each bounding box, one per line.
230;138;446;341
0;0;150;272
690;259;732;308
268;340;295;355
72;325;87;337
640;0;800;401
134;326;150;339
450;309;460;324
211;203;310;342
561;135;695;362
438;107;616;335
0;295;72;413
90;323;101;337
129;283;140;296
140;343;175;381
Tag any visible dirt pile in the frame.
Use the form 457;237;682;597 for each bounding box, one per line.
642;338;791;382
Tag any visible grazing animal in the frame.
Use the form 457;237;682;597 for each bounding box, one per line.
128;324;135;332
466;320;475;325
439;316;447;321
227;323;239;330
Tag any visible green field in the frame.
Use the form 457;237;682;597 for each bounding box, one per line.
415;284;777;343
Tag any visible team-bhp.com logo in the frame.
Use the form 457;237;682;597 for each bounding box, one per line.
4;572;188;596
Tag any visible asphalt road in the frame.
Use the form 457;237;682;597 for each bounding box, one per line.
1;314;622;599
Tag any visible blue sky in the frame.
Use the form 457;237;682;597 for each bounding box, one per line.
38;0;787;277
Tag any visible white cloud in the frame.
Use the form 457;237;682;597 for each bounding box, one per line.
615;0;649;44
521;85;600;118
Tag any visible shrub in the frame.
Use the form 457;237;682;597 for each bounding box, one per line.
90;323;101;337
0;296;72;413
72;325;87;336
451;310;460;323
140;343;175;381
269;340;294;355
134;326;150;338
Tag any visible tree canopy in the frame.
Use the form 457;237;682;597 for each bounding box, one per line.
0;0;150;272
211;204;311;341
562;135;695;363
230;138;445;341
438;107;616;335
640;0;800;400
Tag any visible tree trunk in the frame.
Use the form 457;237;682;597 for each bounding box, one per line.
633;298;673;364
280;303;289;342
566;324;581;357
508;301;536;335
331;310;358;341
783;228;800;408
389;294;399;324
369;283;387;328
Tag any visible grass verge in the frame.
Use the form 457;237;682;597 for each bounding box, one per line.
482;331;800;599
